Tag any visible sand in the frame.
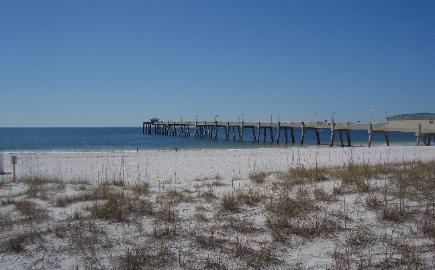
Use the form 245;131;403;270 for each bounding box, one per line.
1;146;434;185
0;146;434;269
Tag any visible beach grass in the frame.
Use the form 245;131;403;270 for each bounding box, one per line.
0;149;434;269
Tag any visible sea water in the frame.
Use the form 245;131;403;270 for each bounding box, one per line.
0;127;417;152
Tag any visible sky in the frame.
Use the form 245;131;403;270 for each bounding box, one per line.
1;0;435;127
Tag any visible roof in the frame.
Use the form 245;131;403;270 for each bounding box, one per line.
387;113;435;120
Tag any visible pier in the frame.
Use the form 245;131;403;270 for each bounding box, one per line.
142;119;435;147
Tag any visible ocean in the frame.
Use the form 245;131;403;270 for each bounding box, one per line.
0;127;417;152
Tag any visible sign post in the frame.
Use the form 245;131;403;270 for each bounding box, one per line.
11;155;17;181
0;153;3;174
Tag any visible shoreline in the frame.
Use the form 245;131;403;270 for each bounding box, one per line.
1;146;434;185
0;141;423;154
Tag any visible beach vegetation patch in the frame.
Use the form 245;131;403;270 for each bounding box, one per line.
89;191;153;222
220;193;239;212
249;171;269;184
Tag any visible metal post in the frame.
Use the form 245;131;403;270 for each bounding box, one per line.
11;155;17;181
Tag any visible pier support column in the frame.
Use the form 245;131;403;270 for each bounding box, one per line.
142;123;145;134
251;127;256;142
346;130;351;146
263;127;267;143
300;122;305;145
290;127;295;144
214;122;218;139
257;122;261;143
384;131;390;146
284;128;288;144
425;135;432;146
338;130;344;147
269;127;274;143
315;128;321;145
276;122;281;144
416;123;422;146
329;124;335;147
225;122;230;139
240;122;244;141
368;123;373;147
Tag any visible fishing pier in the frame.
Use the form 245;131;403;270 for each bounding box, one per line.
142;119;435;147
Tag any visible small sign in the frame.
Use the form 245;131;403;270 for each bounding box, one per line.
11;155;17;165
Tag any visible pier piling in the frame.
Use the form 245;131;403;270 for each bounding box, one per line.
142;118;434;147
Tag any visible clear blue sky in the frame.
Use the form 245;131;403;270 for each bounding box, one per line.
1;0;434;127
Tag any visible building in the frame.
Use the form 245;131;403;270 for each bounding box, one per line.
387;113;435;132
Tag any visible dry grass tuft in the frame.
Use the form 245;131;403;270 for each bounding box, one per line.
314;187;336;202
131;182;149;196
194;212;208;223
265;215;290;241
346;226;375;249
199;188;216;202
236;189;263;206
376;243;424;269
109;179;125;187
380;205;410;223
288;166;328;182
286;217;340;238
22;177;65;200
155;206;178;223
7;231;43;252
224;216;260;234
249;171;269;184
220;193;239;212
422;210;435;239
0;213;13;229
365;194;383;210
54;192;95;207
159;190;191;205
193;230;223;249
152;223;178;240
265;189;316;217
232;240;276;267
117;242;174;269
14;200;48;221
89;191;153;222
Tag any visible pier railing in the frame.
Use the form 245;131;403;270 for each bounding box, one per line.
142;119;435;147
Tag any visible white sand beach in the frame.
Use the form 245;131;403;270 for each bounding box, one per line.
2;146;434;185
0;146;434;269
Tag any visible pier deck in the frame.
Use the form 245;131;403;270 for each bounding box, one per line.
142;119;435;147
